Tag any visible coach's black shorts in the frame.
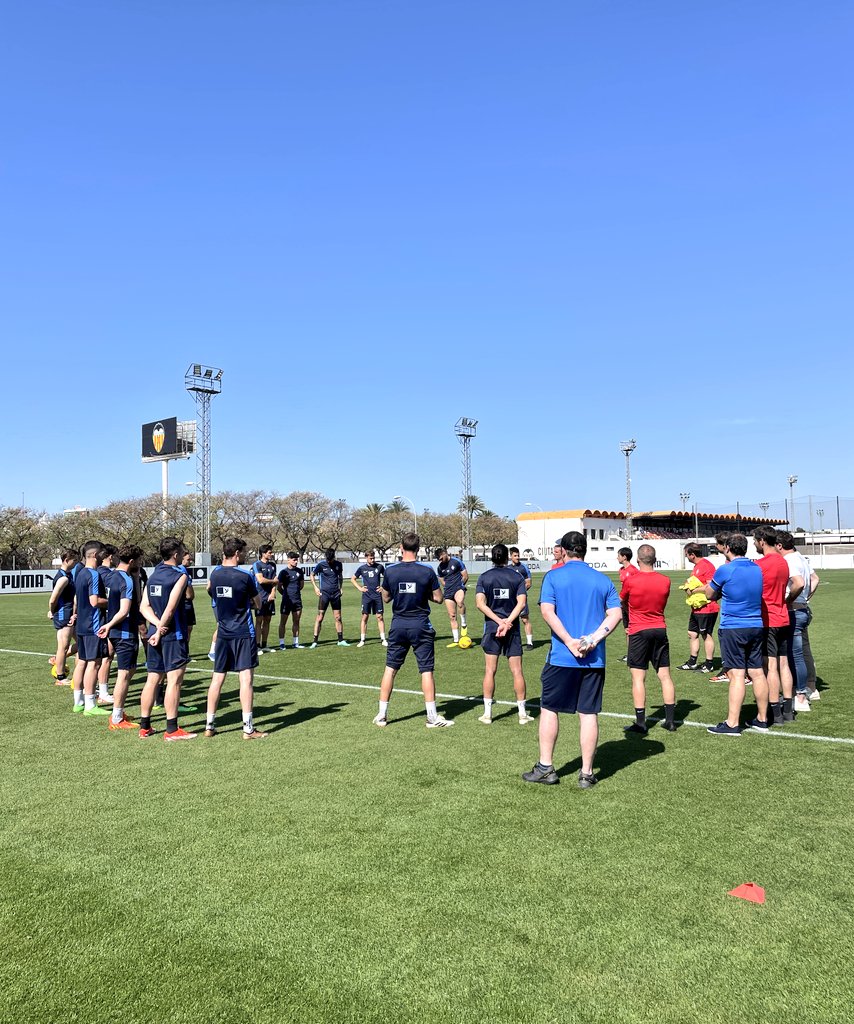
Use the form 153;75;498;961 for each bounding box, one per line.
112;637;139;671
386;620;435;673
281;596;302;614
627;628;670;671
481;626;522;658
688;610;717;635
318;593;342;612
719;627;763;672
361;594;383;617
763;624;790;660
76;634;107;663
540;662;605;714
145;636;189;674
214;635;258;674
621;605;630;630
256;602;275;618
184;603;197;626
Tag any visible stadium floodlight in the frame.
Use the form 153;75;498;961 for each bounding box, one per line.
759;502;769;517
620;439;637;538
185;364;224;564
455;418;478;560
787;474;798;529
393;494;417;534
679;491;690;513
817;507;825;531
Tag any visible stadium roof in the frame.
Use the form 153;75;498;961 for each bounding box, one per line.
516;509;785;524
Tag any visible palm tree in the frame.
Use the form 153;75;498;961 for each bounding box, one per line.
457;495;489;518
363;502;387;515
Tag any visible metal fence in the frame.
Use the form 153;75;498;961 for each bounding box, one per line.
692;496;854;532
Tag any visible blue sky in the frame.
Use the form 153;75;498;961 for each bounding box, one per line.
4;1;852;518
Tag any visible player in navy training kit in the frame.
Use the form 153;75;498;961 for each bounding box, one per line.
509;546;535;647
311;548;349;646
205;537;267;740
47;549;78;684
252;544;277;652
277;552;305;649
475;544;534;725
351;551;387;647
374;532;453;728
180;551;196;647
97;544;144;730
70;540;110;716
436;547;469;646
95;544;118;706
138;537;194;740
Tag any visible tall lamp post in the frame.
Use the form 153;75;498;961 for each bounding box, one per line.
524;502;545;561
788;474;798;530
759;502;769;519
817;507;824;532
679;491;690;513
620;439;637;539
392;494;417;534
455;417;478;560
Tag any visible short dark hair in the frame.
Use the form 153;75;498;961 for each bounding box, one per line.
618;547;633;560
491;543;509;565
776;530;795;551
118;544;144;564
101;544;117;558
82;540;101;559
324;548;335;562
287;551;299;560
160;537;184;561
509;546;519;555
434;546;447;557
637;544;656;566
727;533;748;556
684;543;703;558
61;548;79;562
402;532;420;554
753;526;778;547
561;531;587;558
715;531;731;546
259;544;273;556
223;537;247;559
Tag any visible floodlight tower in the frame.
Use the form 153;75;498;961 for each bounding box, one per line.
759;502;769;518
185;364;223;564
680;491;690;513
455;417;478;560
787;474;798;529
620;439;637;538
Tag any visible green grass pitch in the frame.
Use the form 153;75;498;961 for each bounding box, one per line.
2;571;852;1023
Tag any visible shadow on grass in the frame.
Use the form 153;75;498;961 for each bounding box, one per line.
214;700;296;730
266;701;349;733
556;736;666;782
648;697;701;727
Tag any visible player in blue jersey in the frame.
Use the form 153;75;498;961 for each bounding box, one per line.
277;552;305;649
311;548;349;647
204;537;267;740
523;531;622;789
47;549;78;685
509;546;535;648
138;537;195;740
252;544;277;652
97;544;144;731
94;544;118;706
435;548;469;647
475;544;533;725
351;550;387;647
70;540;111;716
373;532;453;728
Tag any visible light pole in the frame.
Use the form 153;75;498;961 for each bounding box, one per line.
392;495;417;535
817;507;825;532
185;364;223;565
620;439;637;539
759;502;769;518
525;502;545;561
788;474;798;530
679;491;690;513
455;417;478;560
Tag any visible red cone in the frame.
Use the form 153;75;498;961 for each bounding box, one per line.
728;883;765;904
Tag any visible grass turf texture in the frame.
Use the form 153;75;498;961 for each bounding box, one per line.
2;572;852;1024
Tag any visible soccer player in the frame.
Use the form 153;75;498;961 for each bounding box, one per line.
701;533;769;736
205;537;267;740
753;527;795;725
47;549;78;685
523;531;622;788
678;543;720;673
138;537;194;740
252;544;277;652
277;552;305;649
94;544;118;705
373;532;452;728
180;551;196;649
509;546;534;648
352;551;387;647
616;547;638;661
70;540;111;716
97;544;144;730
776;531;820;710
475;543;533;725
435;547;468;646
310;548;348;647
620;544;677;733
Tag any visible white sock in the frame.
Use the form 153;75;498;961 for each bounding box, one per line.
206;714;216;729
242;712;254;734
98;683;109;699
360;633;366;641
378;700;389;718
73;689;84;706
483;698;493;717
526;631;533;644
518;700;527;717
293;636;299;646
425;700;438;721
460;615;467;628
380;631;386;640
209;645;216;655
111;707;123;724
452;628;460;642
279;638;285;648
84;693;96;710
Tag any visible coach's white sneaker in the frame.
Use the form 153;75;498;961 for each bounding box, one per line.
357;640;365;648
808;689;821;701
372;714;387;728
518;713;535;724
426;715;454;728
793;695;811;712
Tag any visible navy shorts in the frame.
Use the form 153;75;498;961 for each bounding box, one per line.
76;634;107;662
52;615;73;631
444;587;466;603
386;620;436;673
719;627;764;672
627;628;670;671
540;662;605;714
214;636;258;674
688;611;717;635
184;603;197;626
145;635;189;674
112;637;139;671
763;625;790;659
256;602;275;618
319;593;342;612
281;597;302;614
481;627;522;658
361;594;383;616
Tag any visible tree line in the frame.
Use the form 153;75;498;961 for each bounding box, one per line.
0;492;518;568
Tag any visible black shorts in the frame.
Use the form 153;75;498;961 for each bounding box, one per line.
481;627;522;658
444;587;466;602
256;602;275;618
145;635;189;674
540;662;605;714
184;603;197;626
361;594;383;616
112;636;139;671
763;624;790;659
688;611;717;635
213;636;258;674
719;627;764;672
318;593;342;612
386;619;435;673
281;597;302;614
76;634;107;663
621;605;630;630
627;628;670;671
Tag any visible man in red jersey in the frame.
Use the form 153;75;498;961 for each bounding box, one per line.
549;539;566;570
620;544;677;732
679;543;720;674
753;526;795;725
617;547;638;662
